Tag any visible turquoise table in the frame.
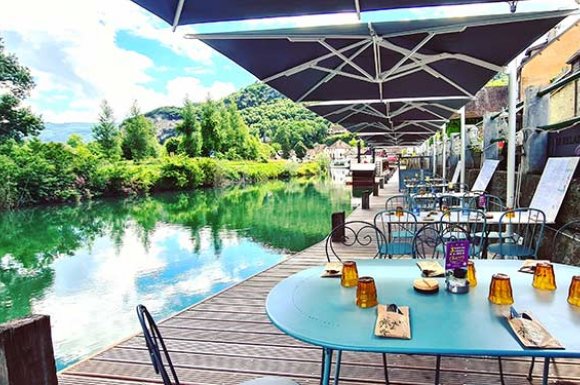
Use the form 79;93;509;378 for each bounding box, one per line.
266;260;580;385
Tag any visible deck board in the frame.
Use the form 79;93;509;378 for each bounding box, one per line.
59;173;580;385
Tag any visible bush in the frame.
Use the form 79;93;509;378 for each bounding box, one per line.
159;156;203;190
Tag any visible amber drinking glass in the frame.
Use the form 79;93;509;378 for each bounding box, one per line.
568;276;580;307
532;263;557;291
341;261;359;288
395;206;404;217
505;208;515;219
467;261;477;288
356;276;378;308
488;273;514;305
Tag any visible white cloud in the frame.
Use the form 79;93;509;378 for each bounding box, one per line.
0;0;228;123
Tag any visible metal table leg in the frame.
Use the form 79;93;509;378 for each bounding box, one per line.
333;350;342;385
322;348;334;385
542;357;550;385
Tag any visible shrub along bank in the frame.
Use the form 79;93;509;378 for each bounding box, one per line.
0;138;326;210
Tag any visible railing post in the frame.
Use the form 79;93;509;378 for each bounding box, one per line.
362;191;371;209
0;315;58;385
331;212;345;242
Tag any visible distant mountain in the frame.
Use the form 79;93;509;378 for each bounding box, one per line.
39;122;94;143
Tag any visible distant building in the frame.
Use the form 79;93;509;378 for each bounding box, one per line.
326;140;352;160
519;20;580;102
304;143;327;160
328;124;348;135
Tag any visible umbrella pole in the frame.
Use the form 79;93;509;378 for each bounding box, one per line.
442;124;447;181
506;63;517;209
460;107;466;192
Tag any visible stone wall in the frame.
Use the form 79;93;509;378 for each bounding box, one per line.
466;169;580;265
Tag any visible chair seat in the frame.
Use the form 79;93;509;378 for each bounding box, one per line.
380;242;413;256
475;231;500;239
240;377;299;385
487;243;535;258
391;229;415;238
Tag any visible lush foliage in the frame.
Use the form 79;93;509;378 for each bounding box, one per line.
121;102;159;160
0;38;44;141
92;100;121;159
0;136;326;210
240;99;329;157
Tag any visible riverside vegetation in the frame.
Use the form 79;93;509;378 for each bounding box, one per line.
0;38;333;210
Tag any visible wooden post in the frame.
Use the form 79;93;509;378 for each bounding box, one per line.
362;191;370;209
0;315;58;385
331;212;345;242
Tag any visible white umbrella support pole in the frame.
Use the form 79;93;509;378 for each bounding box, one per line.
442;124;447;181
460;107;466;192
506;64;517;209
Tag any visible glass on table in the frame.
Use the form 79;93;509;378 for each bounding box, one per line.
505;208;515;219
568;275;580;307
488;273;514;305
532;262;557;291
341;261;358;288
467;260;477;288
356;276;378;308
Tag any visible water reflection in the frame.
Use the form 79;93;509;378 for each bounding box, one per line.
0;179;351;370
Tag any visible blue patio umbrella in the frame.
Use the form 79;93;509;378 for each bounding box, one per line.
130;0;527;28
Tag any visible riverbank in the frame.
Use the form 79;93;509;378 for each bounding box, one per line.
0;137;328;210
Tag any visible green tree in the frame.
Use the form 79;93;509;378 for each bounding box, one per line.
176;98;202;157
121;102;158;161
0;39;43;141
92;100;121;159
199;99;222;156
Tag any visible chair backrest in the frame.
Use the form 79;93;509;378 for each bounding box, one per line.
374;210;417;257
385;194;410;210
553;220;580;263
413;224;444;259
325;220;387;261
136;305;180;385
439;209;486;258
464;192;504;212
410;193;438;210
438;194;463;209
496;208;546;259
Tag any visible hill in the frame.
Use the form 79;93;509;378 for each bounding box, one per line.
38;83;331;153
39;122;94;143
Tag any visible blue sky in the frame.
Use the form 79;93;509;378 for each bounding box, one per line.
0;0;576;123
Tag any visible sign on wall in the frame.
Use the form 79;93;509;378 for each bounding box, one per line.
529;157;579;223
471;159;500;191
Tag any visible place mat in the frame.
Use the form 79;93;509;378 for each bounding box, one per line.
518;259;551;274
375;304;411;339
417;261;445;277
320;262;342;278
507;310;563;349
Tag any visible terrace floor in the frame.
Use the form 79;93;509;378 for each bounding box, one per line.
58;172;580;385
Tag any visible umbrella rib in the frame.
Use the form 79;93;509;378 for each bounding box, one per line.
408;102;449;120
380;33;436;81
319;40;374;80
260;39;370;84
171;0;185;31
297;40;373;102
414;59;475;98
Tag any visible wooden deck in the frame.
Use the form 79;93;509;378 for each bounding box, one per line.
59;173;580;385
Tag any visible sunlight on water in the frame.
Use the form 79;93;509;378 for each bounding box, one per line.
0;179;351;370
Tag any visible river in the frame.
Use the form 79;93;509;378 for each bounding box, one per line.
0;179;351;370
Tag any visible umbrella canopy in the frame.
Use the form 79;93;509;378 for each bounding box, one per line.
308;99;464;126
131;0;525;28
191;10;570;104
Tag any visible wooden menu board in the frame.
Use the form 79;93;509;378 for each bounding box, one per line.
529;157;579;223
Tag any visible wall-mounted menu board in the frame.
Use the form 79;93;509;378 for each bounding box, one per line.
471;159;500;191
451;160;461;184
529;157;579;223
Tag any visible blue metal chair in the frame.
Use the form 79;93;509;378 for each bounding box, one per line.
487;208;546;259
465;192;504;212
438;194;463;209
325;220;388;261
410;193;438;210
439;208;487;258
385;194;411;210
412;224;444;259
136;305;299;385
374;210;417;258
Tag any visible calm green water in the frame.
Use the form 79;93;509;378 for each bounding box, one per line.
0;179;351;370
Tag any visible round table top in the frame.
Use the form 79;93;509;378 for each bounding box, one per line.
265;259;580;357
